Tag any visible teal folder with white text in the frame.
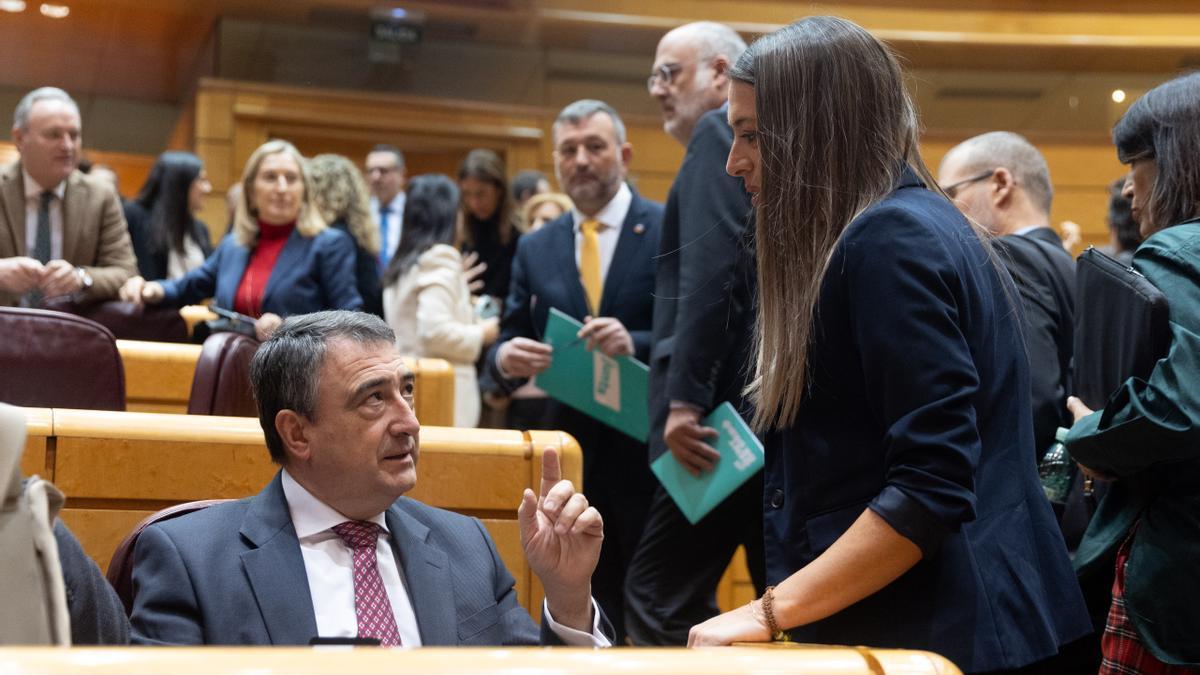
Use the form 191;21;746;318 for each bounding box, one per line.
536;307;650;442
650;402;763;524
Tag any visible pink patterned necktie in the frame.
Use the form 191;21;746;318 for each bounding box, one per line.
331;520;402;646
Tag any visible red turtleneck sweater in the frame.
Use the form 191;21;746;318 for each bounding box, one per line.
233;220;295;317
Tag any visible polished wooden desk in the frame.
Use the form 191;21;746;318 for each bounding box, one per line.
18;407;579;616
0;646;962;674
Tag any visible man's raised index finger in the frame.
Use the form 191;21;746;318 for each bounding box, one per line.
540;446;562;498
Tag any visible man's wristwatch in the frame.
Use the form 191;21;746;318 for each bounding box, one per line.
74;266;93;291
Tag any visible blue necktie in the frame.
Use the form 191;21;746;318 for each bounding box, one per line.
378;204;392;270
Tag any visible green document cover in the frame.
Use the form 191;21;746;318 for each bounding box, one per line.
650;402;764;524
537;307;650;442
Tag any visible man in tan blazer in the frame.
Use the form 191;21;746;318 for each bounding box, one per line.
0;87;135;307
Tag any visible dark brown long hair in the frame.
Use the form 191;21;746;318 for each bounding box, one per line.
456;148;515;248
731;16;948;431
1113;71;1200;233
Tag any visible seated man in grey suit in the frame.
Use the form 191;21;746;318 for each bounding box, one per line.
130;310;610;646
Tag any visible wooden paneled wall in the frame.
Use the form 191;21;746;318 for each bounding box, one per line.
193;79;1120;252
0;142;155;200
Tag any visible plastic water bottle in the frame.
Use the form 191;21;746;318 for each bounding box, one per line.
1039;427;1072;503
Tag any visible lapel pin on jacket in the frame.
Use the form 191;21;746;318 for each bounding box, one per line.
633;223;645;235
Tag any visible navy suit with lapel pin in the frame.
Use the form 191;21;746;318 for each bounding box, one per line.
488;186;663;641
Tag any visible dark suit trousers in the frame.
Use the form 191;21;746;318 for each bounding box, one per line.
623;470;765;645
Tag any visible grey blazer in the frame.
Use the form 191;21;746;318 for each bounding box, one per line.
130;473;597;645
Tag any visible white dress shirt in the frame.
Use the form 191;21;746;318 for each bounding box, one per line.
280;470;609;646
570;182;632;290
23;168;66;260
370;192;407;263
282;470;423;645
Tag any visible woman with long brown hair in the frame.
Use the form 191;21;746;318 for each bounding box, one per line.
456;149;519;307
687;17;1089;672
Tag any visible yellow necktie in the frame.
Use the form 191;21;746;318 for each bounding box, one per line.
579;219;602;315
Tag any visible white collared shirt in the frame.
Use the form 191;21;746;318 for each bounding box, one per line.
282;469;423;645
23;168;66;260
1013;224;1043;237
571;182;632;291
280;469;609;647
370;192;407;262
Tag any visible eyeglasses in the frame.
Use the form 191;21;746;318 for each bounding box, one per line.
942;169;995;198
646;63;683;93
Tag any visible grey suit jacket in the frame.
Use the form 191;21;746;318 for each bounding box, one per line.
0;161;137;305
130;473;593;646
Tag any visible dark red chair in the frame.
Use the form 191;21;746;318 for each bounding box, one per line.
105;499;232;615
0;307;125;410
41;298;189;343
187;332;260;417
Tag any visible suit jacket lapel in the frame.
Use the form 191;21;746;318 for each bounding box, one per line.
216;243;251;310
548;217;590;319
385;503;455;645
260;229;306;310
60;173;86;263
238;473;319;645
599;193;651;317
0;163;26;256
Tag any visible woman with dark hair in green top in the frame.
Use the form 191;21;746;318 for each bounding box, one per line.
1066;71;1200;671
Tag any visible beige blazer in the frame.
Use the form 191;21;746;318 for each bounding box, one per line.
0;161;137;306
383;244;487;427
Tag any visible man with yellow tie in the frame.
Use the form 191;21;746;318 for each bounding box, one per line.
489;99;663;643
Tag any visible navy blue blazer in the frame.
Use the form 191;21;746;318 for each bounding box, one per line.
158;227;362;315
491;188;662;369
763;169;1090;672
129;473;606;645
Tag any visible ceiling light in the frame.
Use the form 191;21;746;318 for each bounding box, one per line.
39;2;68;18
0;0;27;12
1111;89;1126;103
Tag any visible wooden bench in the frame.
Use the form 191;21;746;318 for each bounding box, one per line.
116;340;458;427
17;407;579;616
0;646;963;673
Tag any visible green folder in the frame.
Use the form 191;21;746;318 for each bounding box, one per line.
536;307;650;442
650;402;764;524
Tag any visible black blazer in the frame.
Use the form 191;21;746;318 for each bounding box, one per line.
124;200;213;281
331;218;384;317
763;170;1090;671
994;226;1075;456
648;107;756;462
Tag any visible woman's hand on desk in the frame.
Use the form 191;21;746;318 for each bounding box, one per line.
255;312;283;341
119;276;164;306
688;599;771;646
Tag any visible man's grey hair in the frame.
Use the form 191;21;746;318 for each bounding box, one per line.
369;143;406;170
950;131;1054;214
249;310;396;463
680;21;747;65
553;99;627;145
13;87;79;131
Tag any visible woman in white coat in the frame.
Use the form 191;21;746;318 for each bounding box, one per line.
382;174;499;427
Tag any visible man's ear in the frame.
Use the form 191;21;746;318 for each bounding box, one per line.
711;56;732;89
275;409;312;463
991;167;1017;207
620;143;634;170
